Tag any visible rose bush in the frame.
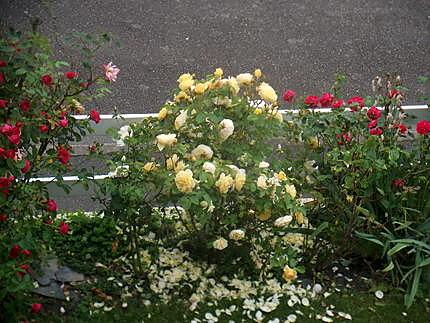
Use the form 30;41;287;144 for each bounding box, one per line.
98;69;312;279
0;29;117;317
282;74;430;306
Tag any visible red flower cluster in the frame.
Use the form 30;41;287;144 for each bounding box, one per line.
347;96;365;111
0;123;22;145
416;120;430;135
304;95;319;107
57;146;71;164
366;106;383;136
0;175;15;196
370;127;383;136
319;92;335;107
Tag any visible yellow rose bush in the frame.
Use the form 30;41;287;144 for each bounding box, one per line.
100;69;307;277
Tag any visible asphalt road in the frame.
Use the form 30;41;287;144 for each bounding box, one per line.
1;0;430;114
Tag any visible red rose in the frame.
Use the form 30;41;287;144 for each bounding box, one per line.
46;199;57;212
282;90;296;103
332;99;344;109
416;120;430;135
367;106;381;120
0;99;8;108
392;178;406;188
18;264;31;277
65;71;78;79
57;118;69;128
0;60;7;67
370;127;383;136
89;109;101;124
31;303;43;314
41;74;53;86
367;120;378;129
336;133;351;145
57;146;71;164
58;221;69;235
347;96;365;111
8;134;20;145
4;149;16;159
19;99;31;112
319;92;335;107
21;159;31;174
0;214;7;222
394;123;408;134
21;249;31;256
388;89;403;100
39;124;49;133
0;175;15;196
304;95;319;107
9;244;21;259
0;72;5;84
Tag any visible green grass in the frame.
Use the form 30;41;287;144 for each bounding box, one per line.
23;288;429;323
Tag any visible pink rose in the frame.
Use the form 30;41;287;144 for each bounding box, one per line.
103;62;120;82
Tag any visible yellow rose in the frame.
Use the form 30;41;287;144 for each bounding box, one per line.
229;229;245;241
256;174;268;189
194;82;208;94
166;154;179;170
234;171;246;191
174;110;188;130
308;136;320;149
177;73;193;83
175;169;196;193
285;184;297;199
254;108;263;115
275;171;287;182
257;82;278;103
215;172;234;194
258;209;272;221
174;91;190;102
158;107;168;120
219;119;234;141
254;69;262;78
214;68;223;78
228;77;240;95
179;79;194;91
156;133;177;151
213;237;228;250
294;211;305;225
191;144;213;160
143;162;158;172
236;73;253;85
282;265;297;282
